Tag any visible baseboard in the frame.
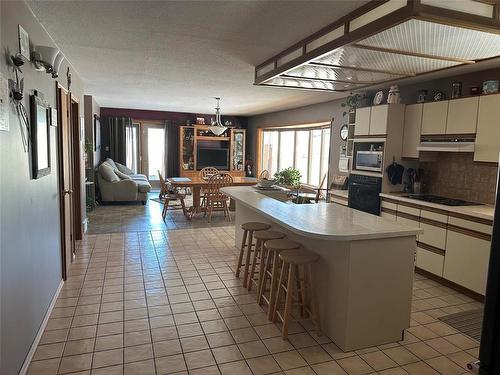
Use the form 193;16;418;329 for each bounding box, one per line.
19;279;64;375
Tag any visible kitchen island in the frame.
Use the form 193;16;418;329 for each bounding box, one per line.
221;186;422;351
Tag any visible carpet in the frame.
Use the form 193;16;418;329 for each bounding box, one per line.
438;309;483;341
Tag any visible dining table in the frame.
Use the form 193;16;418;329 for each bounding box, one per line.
167;176;258;219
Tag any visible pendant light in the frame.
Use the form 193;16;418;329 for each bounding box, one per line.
208;97;227;136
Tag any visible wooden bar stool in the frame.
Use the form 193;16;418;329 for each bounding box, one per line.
235;222;271;287
272;248;321;339
247;230;286;292
257;239;300;320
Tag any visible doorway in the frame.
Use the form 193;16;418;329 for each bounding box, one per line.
140;123;166;188
56;84;74;279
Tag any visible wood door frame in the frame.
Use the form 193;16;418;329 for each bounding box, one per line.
70;94;83;240
56;82;71;280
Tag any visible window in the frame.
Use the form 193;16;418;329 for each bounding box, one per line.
260;126;331;186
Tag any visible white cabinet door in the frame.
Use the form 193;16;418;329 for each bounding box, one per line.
446;97;479;134
354;107;371;136
419;222;447;250
369;105;389;135
443;230;490;295
416;246;444;277
474;93;500;163
402;104;423;158
421;101;448;135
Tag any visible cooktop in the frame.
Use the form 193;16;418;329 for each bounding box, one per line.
405;194;482;206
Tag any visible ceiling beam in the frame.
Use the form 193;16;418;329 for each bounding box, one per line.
281;74;387;86
307;62;414;77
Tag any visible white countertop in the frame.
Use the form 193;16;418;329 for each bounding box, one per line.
222;186;422;241
380;193;495;221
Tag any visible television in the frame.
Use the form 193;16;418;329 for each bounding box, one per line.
197;147;229;170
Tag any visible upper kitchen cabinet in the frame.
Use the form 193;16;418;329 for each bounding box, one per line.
354;107;371;136
369;105;389;135
421;101;448;135
446;97;479;135
402;103;423;159
474;93;500;163
354;104;404;137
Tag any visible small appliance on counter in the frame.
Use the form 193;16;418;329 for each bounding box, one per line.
348;174;382;215
353;141;384;173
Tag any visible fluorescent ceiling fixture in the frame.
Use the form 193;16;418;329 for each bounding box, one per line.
255;1;500;92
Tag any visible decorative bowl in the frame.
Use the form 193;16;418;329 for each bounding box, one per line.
259;179;276;188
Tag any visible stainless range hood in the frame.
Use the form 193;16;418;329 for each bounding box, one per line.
254;0;500;92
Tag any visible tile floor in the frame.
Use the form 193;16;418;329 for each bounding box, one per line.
87;193;234;234
28;223;483;374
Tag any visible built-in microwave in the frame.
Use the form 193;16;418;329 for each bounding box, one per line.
355;150;384;172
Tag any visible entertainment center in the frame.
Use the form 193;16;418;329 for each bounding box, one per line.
179;125;246;177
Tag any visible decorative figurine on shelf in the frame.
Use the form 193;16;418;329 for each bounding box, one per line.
373;90;384;105
433;91;446;101
387;85;400;104
417;89;428;103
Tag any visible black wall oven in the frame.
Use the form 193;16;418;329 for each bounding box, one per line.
348;173;382;215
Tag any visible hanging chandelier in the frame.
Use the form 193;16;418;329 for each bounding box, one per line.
208;97;227;136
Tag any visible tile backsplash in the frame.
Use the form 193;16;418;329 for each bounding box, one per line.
420;153;498;205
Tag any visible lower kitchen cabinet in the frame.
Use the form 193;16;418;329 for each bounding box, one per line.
416;246;444;277
419;221;447;250
443;230;490;295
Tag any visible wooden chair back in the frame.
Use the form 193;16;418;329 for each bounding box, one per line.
315;173;328;202
206;173;233;199
259;170;270;180
158;170;168;197
199;167;219;179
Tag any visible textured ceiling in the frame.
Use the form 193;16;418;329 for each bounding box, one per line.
26;0;369;115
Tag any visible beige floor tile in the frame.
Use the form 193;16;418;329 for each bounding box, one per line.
288;333;317;349
212;344;244;363
337;355;374;375
322;343;355;360
33;343;65;361
231;327;260;343
378;368;409;375
151;326;178;342
274;350;308;370
285;366;316;375
404;341;441;360
263;336;295;354
238;339;270;358
177;322;204;337
68;325;97;341
59;353;93;374
382;346;420;366
219;359;253;375
92;348;123;368
124;330;151;347
124;359;155;375
95;334;123;351
447;350;476;370
443;333;479;350
64;338;95;356
403;361;440;375
91;364;123;375
189;365;221;375
183;348;216;369
406;325;439;341
124;343;153;363
425;355;465;375
424;337;462;355
180;335;209;352
153;338;182;357
27;358;60;375
360;350;398;371
206;331;235;347
298;345;332;364
424;322;458;336
247;354;282;375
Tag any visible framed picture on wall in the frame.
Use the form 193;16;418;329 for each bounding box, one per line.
94;115;100;151
30;94;51;179
18;25;30;61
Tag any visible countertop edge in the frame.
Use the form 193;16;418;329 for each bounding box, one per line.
223;187;422;241
380;193;494;221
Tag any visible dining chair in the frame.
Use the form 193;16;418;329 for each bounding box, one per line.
158;170;187;221
199;167;219;211
315;173;328;203
204;173;233;223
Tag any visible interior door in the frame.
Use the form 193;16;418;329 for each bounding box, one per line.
140;123;166;188
57;84;74;278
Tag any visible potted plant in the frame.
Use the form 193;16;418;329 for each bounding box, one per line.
274;167;301;188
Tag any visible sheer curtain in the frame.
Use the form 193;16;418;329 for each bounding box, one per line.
125;123;139;173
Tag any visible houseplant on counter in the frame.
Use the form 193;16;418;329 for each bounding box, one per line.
274;168;311;204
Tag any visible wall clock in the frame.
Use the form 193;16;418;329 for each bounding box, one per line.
340;125;348;141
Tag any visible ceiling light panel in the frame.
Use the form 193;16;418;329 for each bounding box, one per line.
264;76;363;91
357;19;500;61
285;64;406;84
313;45;461;75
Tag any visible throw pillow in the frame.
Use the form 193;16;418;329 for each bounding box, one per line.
99;163;120;183
115;170;132;180
116;162;134;175
105;158;118;170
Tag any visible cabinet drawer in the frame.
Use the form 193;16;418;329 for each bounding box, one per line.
419;221;447;249
381;210;397;221
397;204;420;217
416;246;444;277
381;199;397;211
396;214;420;240
444;230;490;295
448;216;492;236
420;209;448;224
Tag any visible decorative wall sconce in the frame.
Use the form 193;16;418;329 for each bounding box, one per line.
31;45;64;78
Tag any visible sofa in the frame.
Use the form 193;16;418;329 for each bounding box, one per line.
97;158;151;204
